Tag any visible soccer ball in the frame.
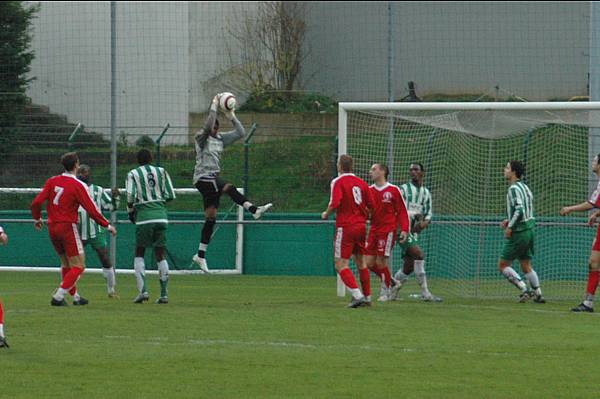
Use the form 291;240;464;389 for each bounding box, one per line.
219;92;237;112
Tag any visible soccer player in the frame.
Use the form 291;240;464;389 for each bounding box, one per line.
321;154;374;308
389;163;442;302
0;225;9;348
31;152;117;306
365;163;409;302
126;149;176;304
560;153;600;312
77;164;120;298
192;94;272;272
498;161;544;303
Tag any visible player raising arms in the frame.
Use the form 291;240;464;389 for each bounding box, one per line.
126;149;176;304
322;155;374;308
192;94;272;272
390;163;441;302
498;161;544;303
365;163;409;302
0;225;9;348
560;153;600;312
31;152;117;306
77;164;120;298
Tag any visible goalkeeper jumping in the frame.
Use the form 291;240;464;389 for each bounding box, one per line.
192;94;272;272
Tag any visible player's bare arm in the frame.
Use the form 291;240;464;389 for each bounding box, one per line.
560;201;594;216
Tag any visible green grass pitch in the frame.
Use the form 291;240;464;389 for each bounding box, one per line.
1;271;599;398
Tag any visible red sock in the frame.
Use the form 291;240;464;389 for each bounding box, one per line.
0;301;3;324
338;268;359;290
359;268;371;297
587;270;600;296
61;268;76;295
379;266;392;288
61;267;84;291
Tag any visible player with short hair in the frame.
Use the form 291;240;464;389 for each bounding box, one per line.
322;154;375;308
561;153;600;312
192;94;272;273
365;163;409;302
0;225;9;348
389;163;442;302
126;149;176;304
77;164;120;298
499;161;545;303
31;152;117;306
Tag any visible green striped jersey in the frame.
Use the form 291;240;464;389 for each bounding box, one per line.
126;164;176;225
77;184;119;240
506;181;535;231
399;182;432;232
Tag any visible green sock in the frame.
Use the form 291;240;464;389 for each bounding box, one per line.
160;278;168;298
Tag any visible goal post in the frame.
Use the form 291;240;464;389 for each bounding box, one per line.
337;101;600;300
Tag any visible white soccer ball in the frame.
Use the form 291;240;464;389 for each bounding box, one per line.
219;92;237;112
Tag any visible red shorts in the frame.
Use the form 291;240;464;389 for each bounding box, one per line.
334;224;366;259
48;223;84;258
365;229;397;257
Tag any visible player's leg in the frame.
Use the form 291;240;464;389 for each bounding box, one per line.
408;245;439;301
0;300;7;348
519;259;544;303
133;224;150;303
193;180;220;272
154;224;169;304
51;224;87;306
92;235;118;298
221;180;272;220
333;227;366;307
375;256;393;301
572;246;600;312
354;252;371;305
389;252;412;301
499;230;530;301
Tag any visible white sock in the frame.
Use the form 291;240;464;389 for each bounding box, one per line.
158;260;169;282
584;293;594;308
242;201;253;211
54;287;68;300
134;257;146;293
73;291;81;301
198;243;208;252
414;260;430;295
0;324;4;337
525;270;541;295
349;288;363;300
502;267;527;292
394;270;409;284
103;267;116;293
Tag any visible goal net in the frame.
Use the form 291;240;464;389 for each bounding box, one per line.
338;102;600;300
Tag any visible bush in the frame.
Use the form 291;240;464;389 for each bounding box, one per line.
238;91;338;114
135;135;155;149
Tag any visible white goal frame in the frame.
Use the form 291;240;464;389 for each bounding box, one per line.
0;188;244;275
337;101;600;297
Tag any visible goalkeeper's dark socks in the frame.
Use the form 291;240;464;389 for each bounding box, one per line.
243;201;258;214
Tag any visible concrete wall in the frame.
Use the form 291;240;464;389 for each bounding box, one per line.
27;2;190;144
302;2;591;101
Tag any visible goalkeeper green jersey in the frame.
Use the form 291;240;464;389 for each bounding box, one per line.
77;183;119;240
126;164;176;225
399;182;432;231
506;181;535;232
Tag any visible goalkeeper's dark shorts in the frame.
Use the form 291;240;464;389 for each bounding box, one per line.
195;177;228;209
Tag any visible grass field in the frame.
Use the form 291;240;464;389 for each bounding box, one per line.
1;271;599;398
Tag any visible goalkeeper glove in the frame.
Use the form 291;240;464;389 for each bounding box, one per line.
210;94;220;112
224;109;236;121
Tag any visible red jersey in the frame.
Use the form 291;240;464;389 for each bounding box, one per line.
328;173;373;227
590;180;600;208
369;183;409;233
31;173;110;227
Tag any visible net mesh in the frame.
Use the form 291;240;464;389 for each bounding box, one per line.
345;106;600;299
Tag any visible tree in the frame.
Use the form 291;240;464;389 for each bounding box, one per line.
0;1;38;158
224;2;309;98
